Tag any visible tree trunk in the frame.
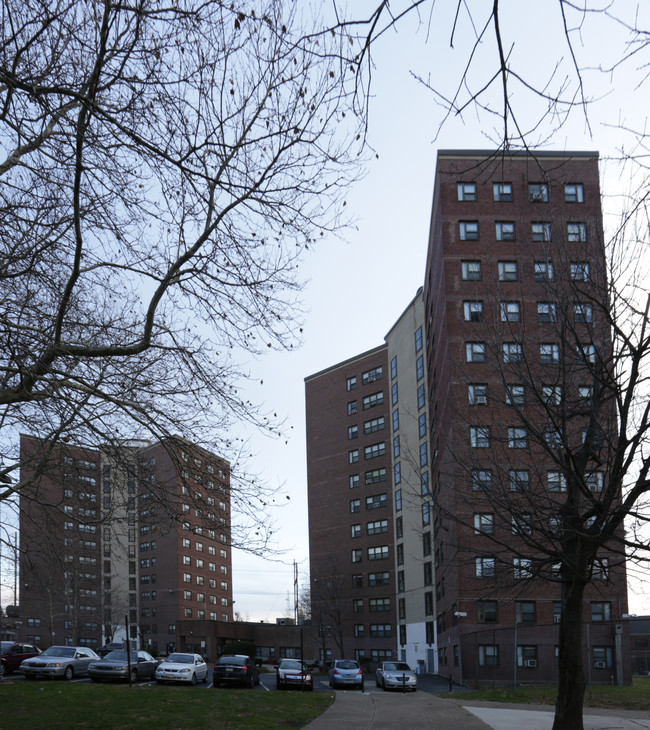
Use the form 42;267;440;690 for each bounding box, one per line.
552;578;587;730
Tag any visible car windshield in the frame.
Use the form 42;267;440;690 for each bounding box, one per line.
386;662;411;672
104;651;139;662
167;653;193;664
42;647;76;658
336;661;359;670
281;660;305;670
0;641;13;653
217;655;245;665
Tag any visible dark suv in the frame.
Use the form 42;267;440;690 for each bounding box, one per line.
213;654;259;688
0;642;41;676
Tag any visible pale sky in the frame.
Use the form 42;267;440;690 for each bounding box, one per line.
231;0;650;622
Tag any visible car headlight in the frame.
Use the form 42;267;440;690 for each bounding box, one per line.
180;668;191;673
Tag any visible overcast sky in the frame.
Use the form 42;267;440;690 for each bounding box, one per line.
230;1;650;622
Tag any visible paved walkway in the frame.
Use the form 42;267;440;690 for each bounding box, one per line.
304;691;650;730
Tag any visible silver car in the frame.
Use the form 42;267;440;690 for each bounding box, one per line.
88;650;159;682
20;645;100;680
375;661;417;691
328;659;364;690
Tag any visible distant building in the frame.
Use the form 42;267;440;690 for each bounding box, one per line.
19;434;232;654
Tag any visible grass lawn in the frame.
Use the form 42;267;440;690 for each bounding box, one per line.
438;676;650;712
0;680;334;729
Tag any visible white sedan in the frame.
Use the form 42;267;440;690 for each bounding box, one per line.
375;661;417;691
155;652;208;685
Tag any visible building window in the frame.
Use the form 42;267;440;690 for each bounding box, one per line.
517;645;538;667
367;519;388;535
498;261;518;281
352;574;363;587
540;343;559;363
474;513;494;535
509;469;530;491
415;326;423;352
346;376;357;391
353;599;364;613
392;409;399;431
505;384;524;406
364;416;385;435
369;598;391;612
424;591;434;616
532;222;551;241
529;183;549;202
365;467;386;485
416;355;425;381
422;502;430;525
574;303;593;323
459;221;479;240
475;556;495;577
565;183;584;202
348;449;359;464
368;545;389;561
419;442;428;467
417;384;426;409
347;400;358;415
390;356;397;379
513;558;533;579
537;302;557;322
478;644;499;667
493;182;513;201
472;469;492;490
363;392;384;409
592;557;609;580
457;182;477;201
370;624;392;638
348;425;358;440
364;442;386;460
567;222;587;242
466;342;486;362
508;428;527;448
351;549;362;563
353;624;365;638
500;301;520;322
586;471;604;492
543;385;562;405
418;413;427;437
349;474;360;489
571;262;590;281
397;571;405;592
590;601;611;622
395;489;402;512
593;646;613;668
468;384;488;405
577;343;597;364
391;382;398;405
461;260;482;281
495;222;515;241
470;426;490;448
366;493;387;510
350;499;360;513
477;600;498;623
351;524;361;538
548;470;567;492
515;601;536;623
534;260;554;281
396;516;403;539
369;572;390;586
362;367;383;385
503;342;522;363
463;301;484;322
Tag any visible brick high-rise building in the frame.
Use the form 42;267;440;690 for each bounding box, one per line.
306;149;630;684
19;434;232;655
424;149;630;684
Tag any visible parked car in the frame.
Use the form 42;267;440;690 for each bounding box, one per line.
155;653;207;685
88;650;158;683
97;642;125;658
213;654;259;688
375;661;417;691
0;641;41;676
328;659;364;690
20;645;100;680
275;658;313;691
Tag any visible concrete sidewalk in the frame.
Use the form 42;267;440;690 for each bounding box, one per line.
304;691;650;729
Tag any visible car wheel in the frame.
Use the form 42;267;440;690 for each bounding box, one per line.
247;672;254;689
190;673;197;686
0;662;6;677
64;666;74;681
381;678;386;690
130;668;138;683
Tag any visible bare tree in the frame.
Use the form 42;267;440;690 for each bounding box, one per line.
0;0;365;546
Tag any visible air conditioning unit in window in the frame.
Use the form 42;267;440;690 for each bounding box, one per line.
525;659;537;668
475;396;488;405
595;661;606;669
553;616;561;623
